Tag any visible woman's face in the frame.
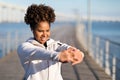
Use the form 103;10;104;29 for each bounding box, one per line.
32;21;50;44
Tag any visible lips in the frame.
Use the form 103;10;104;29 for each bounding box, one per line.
41;37;47;41
41;38;46;41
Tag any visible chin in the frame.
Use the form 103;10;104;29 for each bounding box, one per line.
39;39;48;44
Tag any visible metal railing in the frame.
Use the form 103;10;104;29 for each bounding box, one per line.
90;35;120;80
76;24;120;80
0;32;31;58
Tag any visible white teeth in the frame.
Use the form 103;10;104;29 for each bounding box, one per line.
41;38;46;41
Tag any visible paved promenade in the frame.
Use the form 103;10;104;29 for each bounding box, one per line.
0;26;112;80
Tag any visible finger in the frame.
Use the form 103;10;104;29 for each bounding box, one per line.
72;56;84;65
71;61;80;65
75;50;84;59
67;55;74;63
72;58;83;65
80;52;84;58
68;47;77;52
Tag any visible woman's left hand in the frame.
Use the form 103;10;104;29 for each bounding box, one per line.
68;47;84;65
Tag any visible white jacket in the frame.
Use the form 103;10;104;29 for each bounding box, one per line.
17;37;70;80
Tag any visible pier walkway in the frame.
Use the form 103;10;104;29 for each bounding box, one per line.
0;26;112;80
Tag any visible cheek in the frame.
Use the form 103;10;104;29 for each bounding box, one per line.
33;31;41;38
48;32;50;37
37;33;42;38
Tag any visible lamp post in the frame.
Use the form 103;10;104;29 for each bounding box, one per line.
87;0;92;54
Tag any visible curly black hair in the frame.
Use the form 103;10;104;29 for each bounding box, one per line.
24;4;56;29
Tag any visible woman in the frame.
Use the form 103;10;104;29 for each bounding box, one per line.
17;4;84;80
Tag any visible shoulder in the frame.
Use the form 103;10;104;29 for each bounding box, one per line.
17;42;31;51
18;42;32;48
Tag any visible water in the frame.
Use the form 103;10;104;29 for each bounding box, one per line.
84;21;120;44
0;22;32;58
0;22;31;34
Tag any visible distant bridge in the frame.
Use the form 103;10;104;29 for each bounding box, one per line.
0;1;120;23
0;2;26;23
0;2;76;23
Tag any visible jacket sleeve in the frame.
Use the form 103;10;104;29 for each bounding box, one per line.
56;41;71;52
17;42;59;62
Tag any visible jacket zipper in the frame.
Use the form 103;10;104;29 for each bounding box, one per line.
46;46;49;80
47;60;49;80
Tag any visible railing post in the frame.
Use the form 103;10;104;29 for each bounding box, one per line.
2;39;6;57
100;49;103;68
90;34;93;57
15;31;18;49
96;37;99;64
112;56;116;80
105;40;111;75
0;7;2;22
7;32;11;54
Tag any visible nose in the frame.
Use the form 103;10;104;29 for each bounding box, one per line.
42;31;47;37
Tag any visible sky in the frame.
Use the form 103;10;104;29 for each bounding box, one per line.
0;0;120;21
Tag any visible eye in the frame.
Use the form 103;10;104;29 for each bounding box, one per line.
38;30;43;32
46;30;50;32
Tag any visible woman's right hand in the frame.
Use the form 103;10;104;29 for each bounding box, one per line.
58;49;74;63
58;47;84;65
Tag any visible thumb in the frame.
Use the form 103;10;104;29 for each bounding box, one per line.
67;55;74;63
